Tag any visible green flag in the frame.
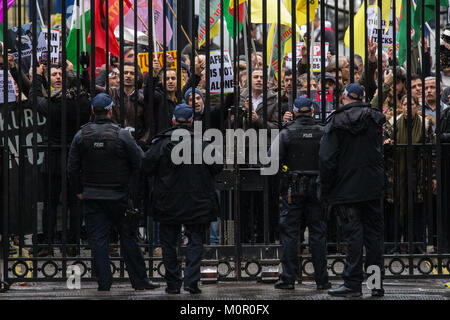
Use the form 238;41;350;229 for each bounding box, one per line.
398;0;420;67
66;0;91;70
414;0;450;27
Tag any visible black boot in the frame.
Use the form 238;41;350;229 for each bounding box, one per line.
328;285;362;297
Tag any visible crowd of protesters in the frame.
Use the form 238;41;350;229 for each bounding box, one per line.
1;10;450;258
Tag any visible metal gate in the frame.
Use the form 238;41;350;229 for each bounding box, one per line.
1;0;450;289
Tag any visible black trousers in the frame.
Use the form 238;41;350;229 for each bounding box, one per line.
84;196;149;290
335;199;384;291
42;173;81;244
279;195;329;286
159;223;205;290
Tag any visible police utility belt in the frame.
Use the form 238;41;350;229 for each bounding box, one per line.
283;170;319;203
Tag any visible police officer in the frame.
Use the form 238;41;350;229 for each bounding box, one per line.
272;97;331;291
319;83;385;297
142;104;223;294
67;93;160;291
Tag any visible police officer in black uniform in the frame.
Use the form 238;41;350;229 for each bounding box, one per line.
67;93;160;291
272;97;331;291
319;84;385;297
143;104;223;295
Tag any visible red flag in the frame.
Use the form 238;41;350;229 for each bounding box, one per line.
88;0;133;74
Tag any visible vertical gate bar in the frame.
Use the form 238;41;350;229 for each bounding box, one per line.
262;0;270;245
90;0;95;102
46;0;52;252
335;0;339;110
219;0;225;245
205;0;211;131
119;0;125;129
133;0;138;179
307;0;311;98
90;0;96;280
233;0;242;281
175;0;181;105
2;0;10;283
277;0;281;126
61;0;68;277
406;0;414;274
105;0;109;93
17;0;25;256
219;0;225;133
320;0;326;121
377;0;383;112
349;0;355;83
420;0;431;255
119;0;125;278
291;0;296;103
31;0;39;280
435;0;443;273
163;0;167;124
364;0;368;97
392;0;400;254
147;0;154;265
246;0;252;128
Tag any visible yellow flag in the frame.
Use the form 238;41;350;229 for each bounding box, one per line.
251;0;297;27
229;0;247;10
344;0;395;61
296;0;319;23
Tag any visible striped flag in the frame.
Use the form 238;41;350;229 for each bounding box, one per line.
66;0;91;69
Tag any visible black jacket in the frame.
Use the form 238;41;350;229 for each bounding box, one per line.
29;73;92;174
142;126;223;225
68;116;144;201
319;102;386;205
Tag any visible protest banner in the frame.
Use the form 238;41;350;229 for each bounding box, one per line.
36;28;61;63
367;7;394;52
285;42;329;73
0;71;17;104
209;51;234;95
138;50;178;77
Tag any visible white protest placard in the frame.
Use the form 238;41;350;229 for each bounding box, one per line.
367;7;394;52
285;42;329;73
36;28;61;64
209;51;234;95
0;71;17;104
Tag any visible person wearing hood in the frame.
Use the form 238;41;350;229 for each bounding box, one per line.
319;83;386;298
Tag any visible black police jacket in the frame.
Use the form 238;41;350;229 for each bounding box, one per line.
319;102;386;205
142;126;223;225
67;116;144;200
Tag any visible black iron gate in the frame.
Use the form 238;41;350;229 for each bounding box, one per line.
1;0;450;290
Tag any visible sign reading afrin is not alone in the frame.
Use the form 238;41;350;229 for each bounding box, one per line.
209;51;234;95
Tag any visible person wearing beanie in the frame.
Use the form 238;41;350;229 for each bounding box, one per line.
143;104;223;294
271;96;331;292
184;86;233;130
68;93;160;292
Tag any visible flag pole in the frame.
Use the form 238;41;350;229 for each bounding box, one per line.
36;0;46;28
81;0;86;52
268;24;275;78
128;5;164;51
243;2;257;56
